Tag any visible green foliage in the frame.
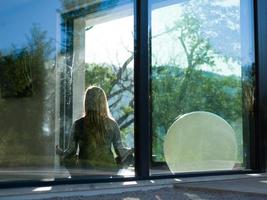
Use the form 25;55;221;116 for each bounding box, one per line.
0;50;32;97
84;62;134;137
0;129;54;167
122;106;134;115
151;8;244;165
0;24;53;98
152;66;243;162
85;63;117;95
0;25;54;167
168;15;215;69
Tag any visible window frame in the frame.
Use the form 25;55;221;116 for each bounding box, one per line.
0;0;266;189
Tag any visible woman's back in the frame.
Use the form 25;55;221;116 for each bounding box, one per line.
57;86;132;172
73;117;119;169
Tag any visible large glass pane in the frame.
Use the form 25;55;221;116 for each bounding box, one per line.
150;0;254;174
0;0;134;182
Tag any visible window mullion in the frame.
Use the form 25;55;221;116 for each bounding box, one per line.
134;0;151;178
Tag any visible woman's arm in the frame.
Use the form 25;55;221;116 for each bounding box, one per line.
111;120;134;164
56;120;79;158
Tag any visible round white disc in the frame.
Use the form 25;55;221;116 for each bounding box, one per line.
164;111;238;173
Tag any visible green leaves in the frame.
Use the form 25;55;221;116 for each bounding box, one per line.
152;66;242;162
85;63;117;95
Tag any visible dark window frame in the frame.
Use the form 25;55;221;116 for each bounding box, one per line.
254;0;267;172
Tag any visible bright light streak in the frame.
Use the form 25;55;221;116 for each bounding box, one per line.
33;186;52;192
122;181;138;186
247;174;262;177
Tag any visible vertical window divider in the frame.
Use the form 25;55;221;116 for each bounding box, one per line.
134;0;151;178
254;0;267;172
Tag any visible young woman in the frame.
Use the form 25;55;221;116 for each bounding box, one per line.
56;86;133;171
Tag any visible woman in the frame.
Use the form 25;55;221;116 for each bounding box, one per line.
57;86;133;170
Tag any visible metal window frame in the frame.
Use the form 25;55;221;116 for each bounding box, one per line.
253;0;267;172
59;17;74;150
134;0;151;179
0;0;265;189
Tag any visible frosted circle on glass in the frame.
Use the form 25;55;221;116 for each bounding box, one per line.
164;111;237;173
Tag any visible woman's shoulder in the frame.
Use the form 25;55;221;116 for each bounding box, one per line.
73;117;85;129
104;117;118;129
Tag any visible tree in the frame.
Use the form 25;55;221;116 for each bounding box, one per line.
169;15;216;114
61;0;244;163
151;66;242;161
84;55;134;136
183;0;241;61
0;24;55;167
151;2;243;162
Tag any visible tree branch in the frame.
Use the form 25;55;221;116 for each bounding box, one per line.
178;34;191;68
120;118;134;130
117;99;134;125
108;85;132;99
109;96;122;109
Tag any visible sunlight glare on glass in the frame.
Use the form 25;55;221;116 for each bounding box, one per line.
122;181;138;186
85;16;133;66
33;186;52;192
247;174;262;177
118;168;135;177
214;0;239;7
260;180;267;184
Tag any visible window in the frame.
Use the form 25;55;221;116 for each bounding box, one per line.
150;0;255;174
0;0;258;186
0;0;134;181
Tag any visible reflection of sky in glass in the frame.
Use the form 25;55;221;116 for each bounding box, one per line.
84;0;245;76
0;0;60;53
151;0;242;76
215;0;239;7
0;0;253;77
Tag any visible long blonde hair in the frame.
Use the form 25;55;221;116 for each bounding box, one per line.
83;86;112;143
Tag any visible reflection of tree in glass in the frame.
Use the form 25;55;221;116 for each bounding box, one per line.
183;0;241;61
1;49;33;98
152;67;242;161
0;25;53;98
0;24;55;167
151;2;243;163
167;14;216;113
